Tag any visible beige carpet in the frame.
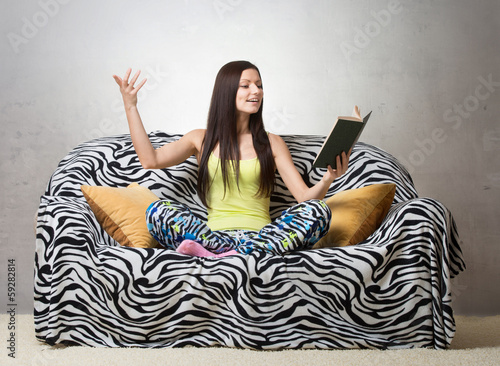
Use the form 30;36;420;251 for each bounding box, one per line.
1;314;499;365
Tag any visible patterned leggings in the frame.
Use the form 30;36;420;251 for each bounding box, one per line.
146;199;331;256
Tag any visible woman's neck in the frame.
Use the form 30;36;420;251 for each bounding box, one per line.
236;113;251;135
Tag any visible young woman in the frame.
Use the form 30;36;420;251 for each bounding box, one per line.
113;61;355;257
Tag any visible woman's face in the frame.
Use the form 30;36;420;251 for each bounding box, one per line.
235;68;263;118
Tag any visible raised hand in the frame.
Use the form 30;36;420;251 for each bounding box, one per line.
112;68;147;109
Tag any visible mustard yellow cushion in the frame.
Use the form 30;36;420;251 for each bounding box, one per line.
313;183;396;248
81;183;160;248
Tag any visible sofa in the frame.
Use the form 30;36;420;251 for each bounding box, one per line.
34;131;465;349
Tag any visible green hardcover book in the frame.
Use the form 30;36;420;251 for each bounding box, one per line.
313;111;372;169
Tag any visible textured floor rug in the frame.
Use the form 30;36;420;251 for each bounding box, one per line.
2;314;499;365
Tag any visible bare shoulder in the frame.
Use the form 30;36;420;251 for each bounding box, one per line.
268;132;285;147
268;132;289;157
184;128;206;150
185;128;206;139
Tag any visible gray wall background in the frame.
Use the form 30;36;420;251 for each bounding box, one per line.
1;0;498;315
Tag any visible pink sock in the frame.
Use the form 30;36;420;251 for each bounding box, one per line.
176;240;238;258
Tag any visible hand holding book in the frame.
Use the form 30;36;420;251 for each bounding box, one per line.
313;106;372;170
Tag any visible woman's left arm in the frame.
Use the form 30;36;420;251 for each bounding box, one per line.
269;133;350;203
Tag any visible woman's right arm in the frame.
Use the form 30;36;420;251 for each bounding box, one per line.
113;69;203;169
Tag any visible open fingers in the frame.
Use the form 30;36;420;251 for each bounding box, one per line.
112;75;122;86
134;77;147;92
126;69;147;93
129;70;142;87
114;68;147;92
123;68;132;84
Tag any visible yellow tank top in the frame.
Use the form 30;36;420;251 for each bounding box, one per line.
206;153;271;231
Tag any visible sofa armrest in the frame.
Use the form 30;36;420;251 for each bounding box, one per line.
355;197;465;348
35;196;118;318
310;197;463;349
36;196;117;249
363;198;465;276
359;197;465;278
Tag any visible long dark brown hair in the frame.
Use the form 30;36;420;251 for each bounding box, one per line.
197;61;275;207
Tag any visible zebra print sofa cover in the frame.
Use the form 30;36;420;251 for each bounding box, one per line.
35;131;465;349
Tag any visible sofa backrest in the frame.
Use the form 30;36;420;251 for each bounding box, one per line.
45;131;417;220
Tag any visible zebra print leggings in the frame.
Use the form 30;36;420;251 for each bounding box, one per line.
146;199;331;256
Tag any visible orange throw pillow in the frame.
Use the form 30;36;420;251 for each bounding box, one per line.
313;184;396;248
81;183;160;248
